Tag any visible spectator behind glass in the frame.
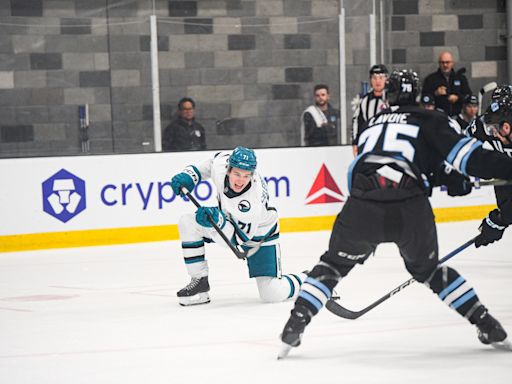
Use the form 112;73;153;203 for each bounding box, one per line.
300;84;340;147
162;97;206;152
422;51;472;117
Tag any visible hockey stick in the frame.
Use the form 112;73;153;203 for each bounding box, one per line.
478;81;497;115
181;188;261;260
471;179;512;188
326;237;476;320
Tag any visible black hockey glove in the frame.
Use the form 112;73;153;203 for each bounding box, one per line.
439;170;472;197
447;178;472;196
475;209;507;248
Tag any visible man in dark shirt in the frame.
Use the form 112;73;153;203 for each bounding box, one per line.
422;51;472;117
163;97;206;152
300;84;340;147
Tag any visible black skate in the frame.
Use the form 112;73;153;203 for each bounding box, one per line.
177;276;210;306
476;313;512;351
277;305;312;359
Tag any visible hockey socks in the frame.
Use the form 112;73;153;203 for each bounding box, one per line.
425;265;481;319
294;262;340;315
425;265;511;350
279;263;340;358
283;273;306;299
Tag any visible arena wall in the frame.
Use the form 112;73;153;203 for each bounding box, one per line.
0;146;496;252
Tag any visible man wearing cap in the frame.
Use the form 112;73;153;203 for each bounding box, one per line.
422;51;472;117
420;94;436;111
456;95;479;131
352;64;389;156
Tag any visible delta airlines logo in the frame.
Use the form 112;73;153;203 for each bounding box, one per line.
42;169;86;223
305;164;344;205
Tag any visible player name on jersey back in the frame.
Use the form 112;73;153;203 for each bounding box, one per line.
369;112;409;126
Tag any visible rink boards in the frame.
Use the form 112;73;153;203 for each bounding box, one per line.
0;146;496;252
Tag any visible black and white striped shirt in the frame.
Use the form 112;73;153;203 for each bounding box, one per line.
352;91;388;144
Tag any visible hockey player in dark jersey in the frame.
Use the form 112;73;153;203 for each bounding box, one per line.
466;85;512;248
278;70;512;359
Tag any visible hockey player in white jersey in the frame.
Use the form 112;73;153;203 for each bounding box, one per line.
171;147;305;306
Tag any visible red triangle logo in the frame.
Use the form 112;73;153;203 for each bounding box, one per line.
305;164;344;205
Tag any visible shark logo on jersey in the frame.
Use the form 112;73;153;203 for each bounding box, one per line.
305;164;344;204
238;200;251;212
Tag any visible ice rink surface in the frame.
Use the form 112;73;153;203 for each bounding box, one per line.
0;220;511;384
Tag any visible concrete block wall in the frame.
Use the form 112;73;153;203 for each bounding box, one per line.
387;0;507;99
344;0;506;118
0;0;507;157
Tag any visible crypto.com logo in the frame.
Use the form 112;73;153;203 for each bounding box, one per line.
305;164;344;204
42;169;86;223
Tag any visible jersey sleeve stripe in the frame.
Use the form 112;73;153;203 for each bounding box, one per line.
459;141;483;175
451;138;480;175
446;137;471;164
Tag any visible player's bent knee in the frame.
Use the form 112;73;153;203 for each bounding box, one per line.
255;276;287;303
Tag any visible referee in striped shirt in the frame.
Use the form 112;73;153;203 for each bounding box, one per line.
352;64;389;156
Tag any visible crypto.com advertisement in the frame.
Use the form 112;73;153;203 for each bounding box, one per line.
0;146;496;238
0;147;350;237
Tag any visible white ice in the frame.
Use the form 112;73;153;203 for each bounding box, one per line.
0;220;511;384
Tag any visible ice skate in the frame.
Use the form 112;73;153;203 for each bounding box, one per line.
177;276;210;306
476;313;512;351
277;305;312;359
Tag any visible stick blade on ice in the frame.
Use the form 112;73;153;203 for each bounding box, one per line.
325;299;363;320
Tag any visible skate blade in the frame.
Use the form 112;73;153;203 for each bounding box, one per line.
277;342;293;360
178;292;210;306
491;338;512;351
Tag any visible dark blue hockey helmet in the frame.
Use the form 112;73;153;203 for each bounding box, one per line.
386;69;420;106
228;147;257;172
